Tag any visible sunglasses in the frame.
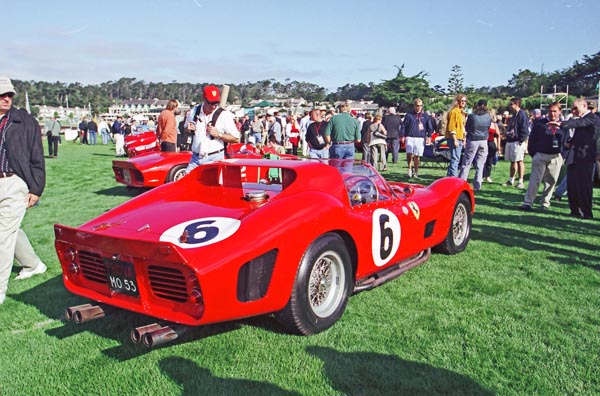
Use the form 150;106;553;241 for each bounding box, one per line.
0;92;15;99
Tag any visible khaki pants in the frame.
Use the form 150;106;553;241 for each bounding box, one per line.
0;176;39;296
523;152;563;207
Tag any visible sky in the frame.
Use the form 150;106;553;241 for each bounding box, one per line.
2;0;599;94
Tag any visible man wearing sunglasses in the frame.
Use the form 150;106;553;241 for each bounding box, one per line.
0;77;47;305
185;85;239;172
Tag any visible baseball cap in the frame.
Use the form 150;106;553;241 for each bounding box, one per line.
533;109;541;115
476;99;487;107
0;76;17;95
203;85;220;103
350;110;358;116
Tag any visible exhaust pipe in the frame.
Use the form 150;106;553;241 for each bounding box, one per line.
64;304;93;321
142;325;187;348
65;304;112;324
130;323;163;344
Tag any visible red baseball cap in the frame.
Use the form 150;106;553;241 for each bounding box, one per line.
203;85;220;103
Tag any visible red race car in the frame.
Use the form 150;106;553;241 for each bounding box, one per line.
55;159;474;346
124;125;160;157
112;143;296;188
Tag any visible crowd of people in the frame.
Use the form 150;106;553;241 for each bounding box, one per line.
71;89;600;221
0;72;599;306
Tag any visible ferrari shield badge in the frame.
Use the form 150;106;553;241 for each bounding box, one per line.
407;202;420;220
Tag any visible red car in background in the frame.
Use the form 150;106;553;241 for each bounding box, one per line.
56;159;473;347
112;143;297;188
124;125;160;157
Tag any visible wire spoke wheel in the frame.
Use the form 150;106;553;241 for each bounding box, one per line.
452;202;468;246
308;252;345;318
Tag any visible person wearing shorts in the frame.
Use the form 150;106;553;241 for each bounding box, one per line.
402;98;433;178
503;98;530;189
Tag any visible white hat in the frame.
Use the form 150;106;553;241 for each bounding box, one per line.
0;76;16;95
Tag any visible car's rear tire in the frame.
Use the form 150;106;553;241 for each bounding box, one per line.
276;233;352;335
167;165;186;183
434;193;472;255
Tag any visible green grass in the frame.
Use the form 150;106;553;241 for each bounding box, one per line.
0;141;598;396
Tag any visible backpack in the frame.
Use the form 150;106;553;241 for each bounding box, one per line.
191;106;227;155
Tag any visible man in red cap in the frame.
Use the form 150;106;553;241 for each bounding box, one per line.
185;85;240;172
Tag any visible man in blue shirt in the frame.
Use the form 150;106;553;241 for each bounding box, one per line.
402;99;433;178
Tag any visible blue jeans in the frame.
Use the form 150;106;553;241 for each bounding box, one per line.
186;151;225;173
88;130;97;145
447;138;463;177
100;129;110;144
309;148;329;159
330;143;355;159
458;140;488;190
250;132;262;145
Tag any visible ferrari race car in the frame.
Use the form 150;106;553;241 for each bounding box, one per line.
55;159;474;347
124;125;160;157
112;143;297;188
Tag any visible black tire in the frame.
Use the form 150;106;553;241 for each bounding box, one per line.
167;165;186;183
434;193;472;255
276;233;353;335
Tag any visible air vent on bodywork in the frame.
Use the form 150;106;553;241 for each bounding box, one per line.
424;220;436;238
147;265;187;302
237;249;277;302
78;250;107;284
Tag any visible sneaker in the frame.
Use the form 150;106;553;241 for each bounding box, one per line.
0;294;5;305
503;180;513;187
485;177;493;183
519;204;532;211
516;181;525;189
407;168;413;178
15;262;47;280
413;173;420;179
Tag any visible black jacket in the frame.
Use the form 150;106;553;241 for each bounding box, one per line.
561;111;600;163
382;114;402;139
4;107;45;196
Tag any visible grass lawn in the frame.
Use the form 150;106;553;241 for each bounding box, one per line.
0;141;598;396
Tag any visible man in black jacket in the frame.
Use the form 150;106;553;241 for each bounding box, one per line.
0;77;47;304
549;98;600;219
382;107;402;164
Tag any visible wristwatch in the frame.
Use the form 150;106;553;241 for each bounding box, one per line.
218;132;223;139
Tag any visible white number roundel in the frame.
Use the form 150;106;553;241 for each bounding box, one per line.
160;217;241;249
372;209;401;267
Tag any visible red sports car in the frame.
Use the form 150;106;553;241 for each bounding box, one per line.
112;143;296;188
124;126;160;157
55;159;474;346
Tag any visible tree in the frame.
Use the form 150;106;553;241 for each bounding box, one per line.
447;65;464;95
369;65;436;112
507;69;541;98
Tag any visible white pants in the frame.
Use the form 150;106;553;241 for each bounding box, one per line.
523;152;563;207
0;176;30;295
115;134;125;156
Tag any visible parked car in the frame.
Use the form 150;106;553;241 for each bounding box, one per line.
124;125;159;157
112;143;297;188
55;159;474;346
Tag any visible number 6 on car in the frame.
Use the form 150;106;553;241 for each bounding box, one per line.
55;159;473;344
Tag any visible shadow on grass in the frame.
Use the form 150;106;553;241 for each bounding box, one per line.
158;356;300;396
94;186;145;197
12;276;285;360
306;346;494;396
471;212;600;271
92;153;118;157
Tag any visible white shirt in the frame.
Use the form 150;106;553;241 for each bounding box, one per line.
187;105;239;154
